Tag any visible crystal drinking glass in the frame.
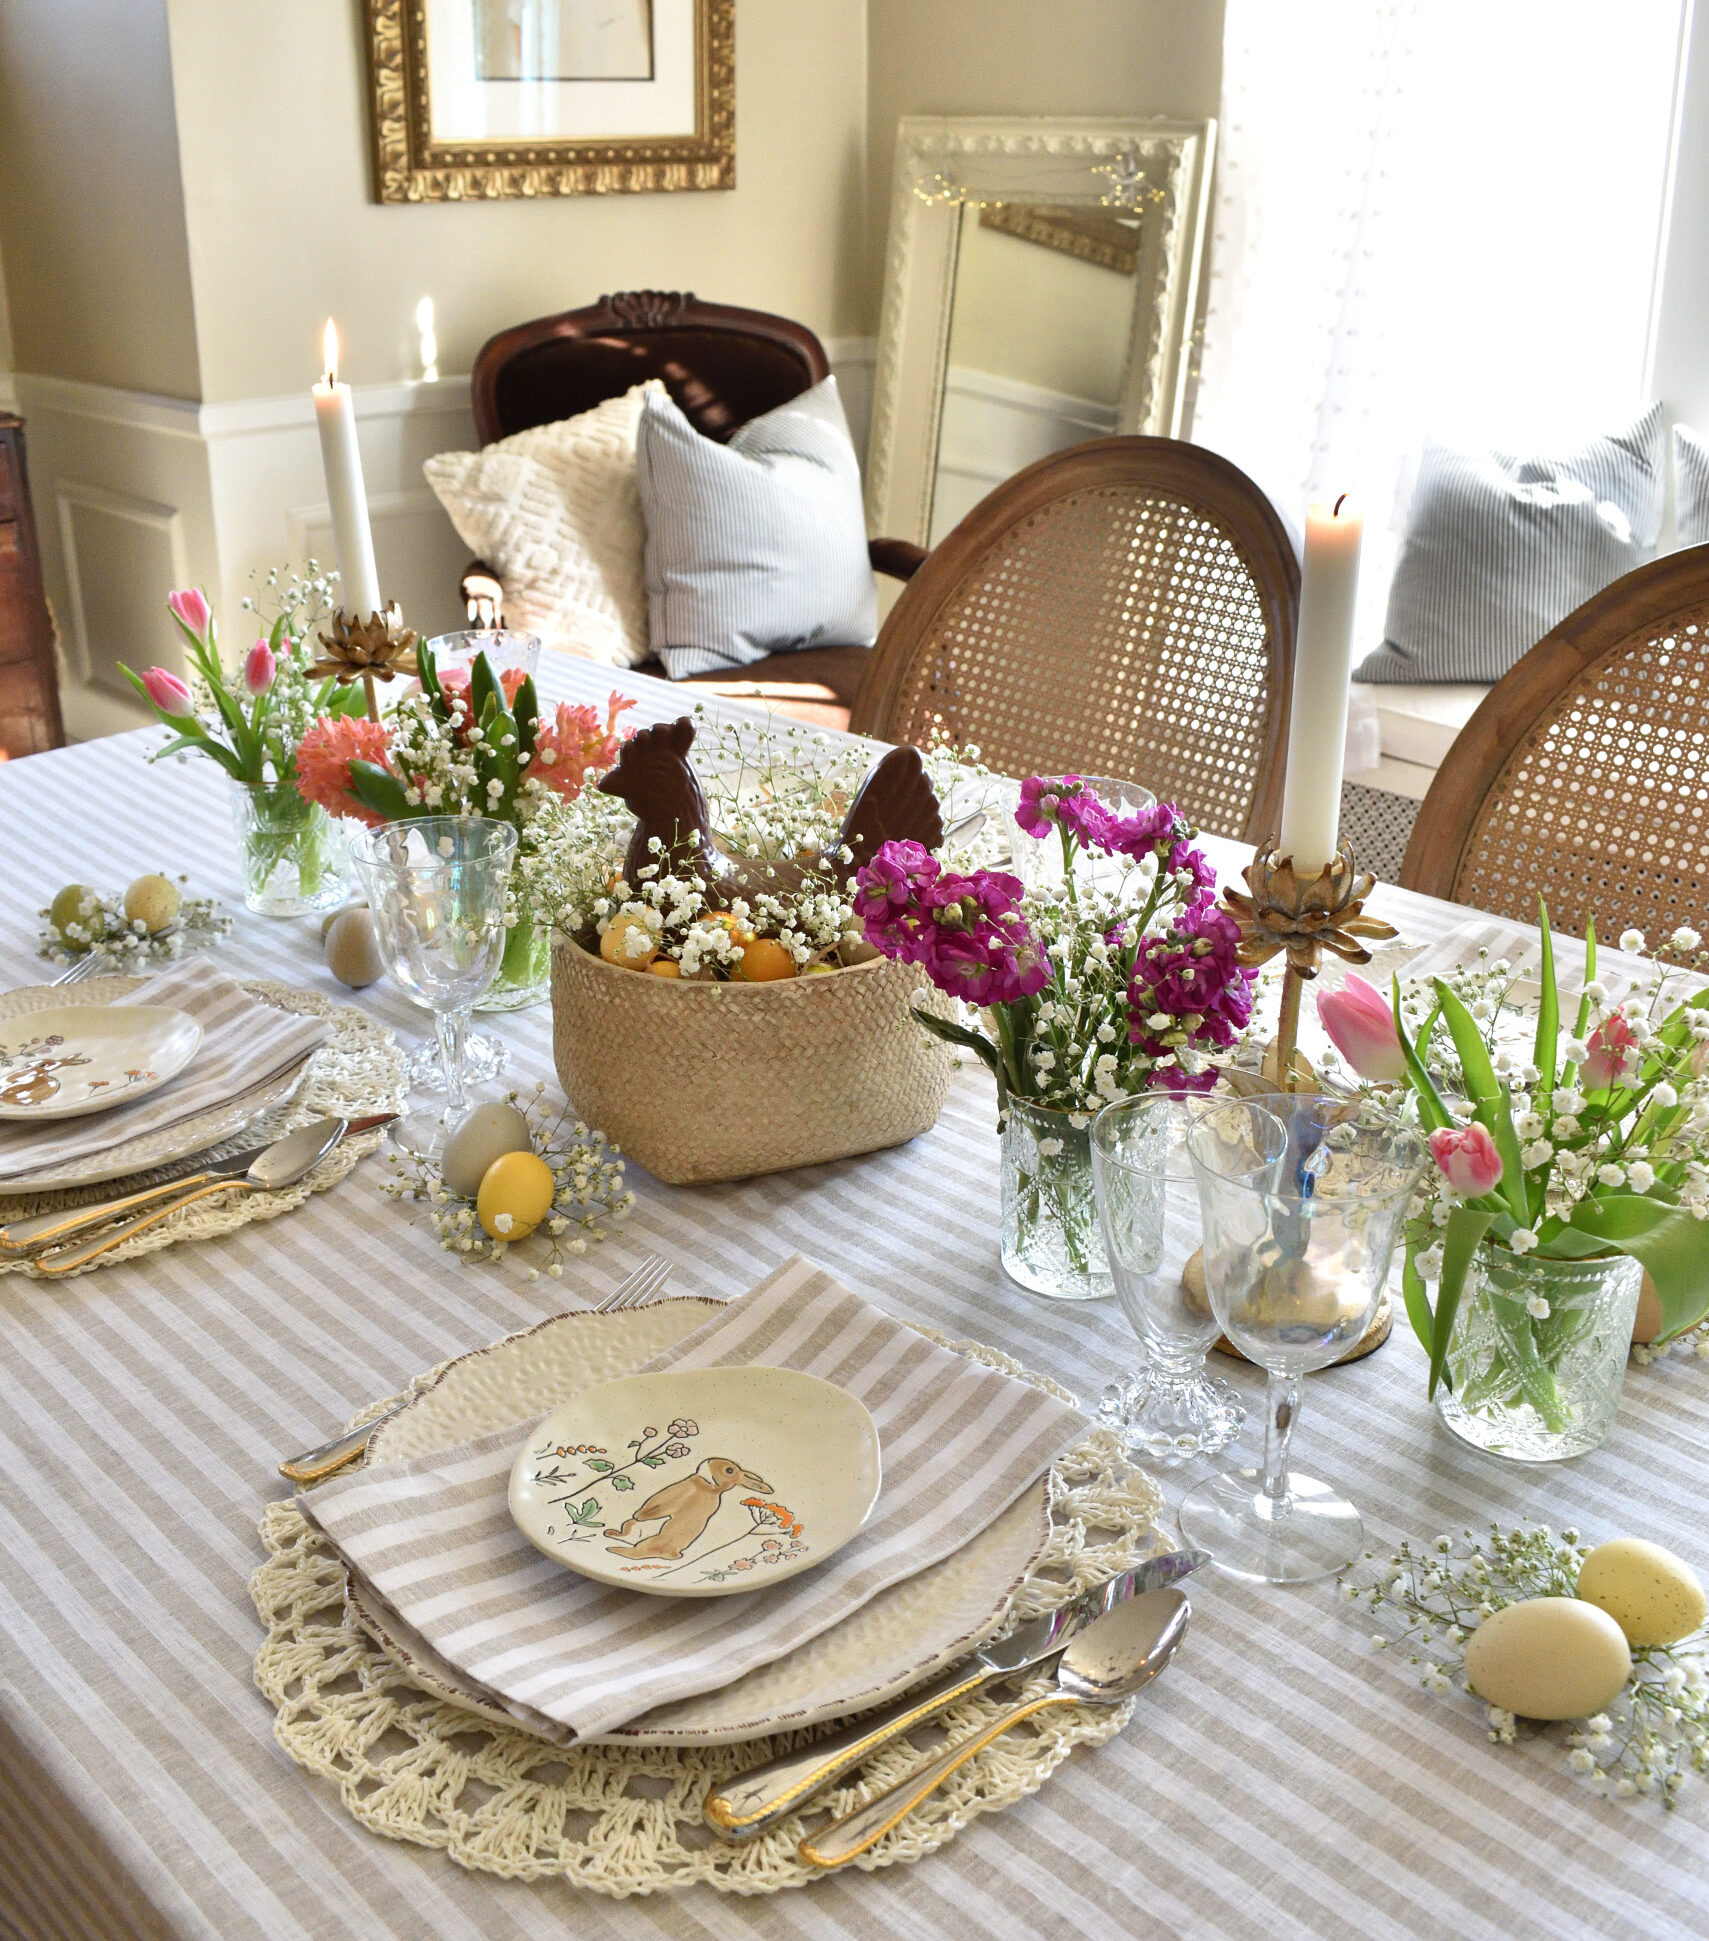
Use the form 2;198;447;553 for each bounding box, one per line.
1012;775;1155;897
1179;1097;1428;1583
1090;1094;1269;1463
349;816;518;1160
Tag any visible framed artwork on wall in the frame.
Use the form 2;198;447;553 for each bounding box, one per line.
364;0;734;201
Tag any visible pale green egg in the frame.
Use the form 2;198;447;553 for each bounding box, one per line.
441;1101;534;1200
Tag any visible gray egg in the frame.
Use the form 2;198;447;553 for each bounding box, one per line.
324;906;386;988
441;1101;535;1200
320;899;369;941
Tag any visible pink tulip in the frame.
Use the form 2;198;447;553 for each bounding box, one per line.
1317;974;1406;1083
166;588;212;638
1429;1123;1504;1198
140;666;195;718
1582;1015;1637;1090
244;638;277;695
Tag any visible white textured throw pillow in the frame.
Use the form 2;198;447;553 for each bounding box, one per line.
422;383;655;669
1355;405;1665;684
636;376;877;678
1674;423;1709;548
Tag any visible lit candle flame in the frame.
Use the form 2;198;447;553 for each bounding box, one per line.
322;318;340;386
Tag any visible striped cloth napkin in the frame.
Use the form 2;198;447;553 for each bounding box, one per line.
0;960;330;1180
299;1255;1089;1742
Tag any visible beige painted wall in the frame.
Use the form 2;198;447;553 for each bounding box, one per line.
864;0;1223;327
0;237;14;379
0;0;201;399
163;0;871;403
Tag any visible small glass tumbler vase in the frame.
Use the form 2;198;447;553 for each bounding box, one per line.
1435;1247;1642;1463
1012;776;1156;899
426;629;542;689
476;909;551;1012
1000;1100;1111;1301
228;779;349;918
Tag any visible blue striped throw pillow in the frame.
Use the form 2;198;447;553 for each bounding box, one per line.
1674;423;1709;547
1354;405;1664;684
637;377;877;678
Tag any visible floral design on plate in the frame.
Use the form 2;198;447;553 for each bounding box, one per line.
0;1005;202;1121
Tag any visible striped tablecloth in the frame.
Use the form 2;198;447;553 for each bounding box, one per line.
1;659;1705;1941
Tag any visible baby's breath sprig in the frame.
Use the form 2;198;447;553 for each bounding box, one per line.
38;880;232;968
1342;1522;1709;1806
383;1083;634;1278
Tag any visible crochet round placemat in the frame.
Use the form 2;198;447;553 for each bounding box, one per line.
252;1333;1165;1898
0;979;407;1278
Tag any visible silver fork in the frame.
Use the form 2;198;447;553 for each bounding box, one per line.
50;953;104;987
276;1253;675;1485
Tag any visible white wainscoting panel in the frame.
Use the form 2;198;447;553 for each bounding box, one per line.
928;365;1116;545
53;480;190;731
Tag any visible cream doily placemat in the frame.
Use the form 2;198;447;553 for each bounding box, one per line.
1;979;407;1279
252;1333;1165;1898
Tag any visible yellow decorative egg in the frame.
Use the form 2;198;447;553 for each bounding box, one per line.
600;911;658;969
646;957;682;978
1462;1597;1631;1719
734;936;797;982
476;1149;557;1241
123;874;181;934
1576;1539;1707;1647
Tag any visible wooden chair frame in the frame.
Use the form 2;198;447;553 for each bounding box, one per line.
1402;543;1709;941
850;436;1299;843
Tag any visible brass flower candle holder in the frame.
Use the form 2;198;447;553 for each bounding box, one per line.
310;603;419;720
1220;842;1397;1093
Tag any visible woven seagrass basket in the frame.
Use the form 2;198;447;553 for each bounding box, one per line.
551;936;955;1184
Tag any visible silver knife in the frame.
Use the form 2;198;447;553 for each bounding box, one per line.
702;1546;1208;1840
27;1115;394;1277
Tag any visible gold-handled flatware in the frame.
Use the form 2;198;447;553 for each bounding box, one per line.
704;1548;1207;1841
796;1586;1189;1870
277;1253;675;1485
30;1114;394;1278
0;1106;383;1256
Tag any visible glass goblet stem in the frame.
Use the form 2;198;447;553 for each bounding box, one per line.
1261;1372;1302;1505
435;1006;470;1120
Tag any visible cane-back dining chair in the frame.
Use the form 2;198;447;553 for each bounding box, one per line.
1401;545;1709;954
849;437;1299;843
461;291;925;730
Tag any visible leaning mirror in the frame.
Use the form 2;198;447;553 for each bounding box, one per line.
866;117;1216;548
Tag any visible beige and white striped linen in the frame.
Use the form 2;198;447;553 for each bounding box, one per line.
300;1255;1088;1740
4;661;1709;1939
0;959;330;1181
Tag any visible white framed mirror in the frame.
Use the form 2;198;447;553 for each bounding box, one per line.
865;116;1216;548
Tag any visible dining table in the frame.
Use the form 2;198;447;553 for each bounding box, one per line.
1;653;1705;1941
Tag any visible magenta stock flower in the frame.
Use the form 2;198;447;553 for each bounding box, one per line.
243;638;277;695
1429;1123;1504;1198
853;842;1047;1004
140;666;195;718
1126;895;1255;1090
166;588;212;639
1317;974;1406;1083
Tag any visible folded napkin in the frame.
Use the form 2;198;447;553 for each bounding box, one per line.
0;960;330;1180
300;1255;1089;1741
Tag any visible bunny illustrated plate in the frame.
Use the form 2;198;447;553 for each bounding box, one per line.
508;1367;881;1598
0;1004;202;1120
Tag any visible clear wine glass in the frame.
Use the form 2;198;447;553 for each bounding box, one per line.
1090;1093;1277;1464
349;816;518;1160
1179;1097;1428;1584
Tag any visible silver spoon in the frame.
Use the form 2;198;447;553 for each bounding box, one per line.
796;1585;1190;1869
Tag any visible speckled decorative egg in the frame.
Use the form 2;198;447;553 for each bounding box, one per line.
123;874;181;934
600;911;658;969
323;906;386;989
476;1149;557;1241
441;1101;534;1200
1632;1273;1663;1344
1462;1597;1631;1719
646;958;682;978
734;936;797;982
1577;1539;1707;1647
49;884;100;936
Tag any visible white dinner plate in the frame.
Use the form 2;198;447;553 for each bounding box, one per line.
345;1299;1053;1745
0;1004;201;1120
509;1366;881;1598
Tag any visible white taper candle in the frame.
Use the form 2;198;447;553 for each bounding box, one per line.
311;320;382;621
1277;495;1363;875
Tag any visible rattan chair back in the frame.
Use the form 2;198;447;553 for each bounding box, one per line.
1401;545;1709;951
849;438;1299;842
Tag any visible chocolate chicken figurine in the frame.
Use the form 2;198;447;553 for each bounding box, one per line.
598;715;944;905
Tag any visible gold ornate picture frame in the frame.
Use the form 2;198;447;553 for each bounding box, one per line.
364;0;734;203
